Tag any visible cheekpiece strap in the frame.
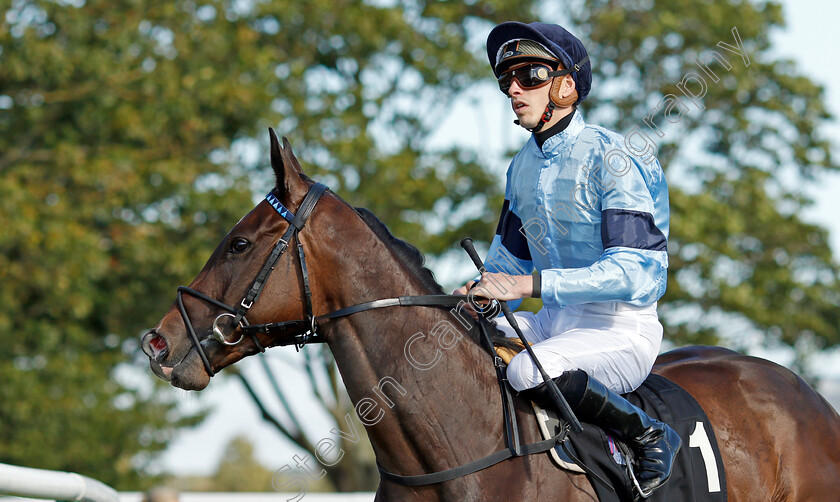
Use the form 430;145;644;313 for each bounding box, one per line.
266;192;295;222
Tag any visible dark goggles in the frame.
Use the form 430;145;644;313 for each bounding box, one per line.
497;63;555;95
497;56;590;96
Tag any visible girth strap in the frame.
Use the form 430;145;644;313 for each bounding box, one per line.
376;430;566;487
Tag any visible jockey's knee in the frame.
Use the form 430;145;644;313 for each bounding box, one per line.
507;353;541;392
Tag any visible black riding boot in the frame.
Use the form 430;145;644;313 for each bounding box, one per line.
522;370;681;498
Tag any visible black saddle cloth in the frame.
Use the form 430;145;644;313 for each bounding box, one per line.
568;373;728;502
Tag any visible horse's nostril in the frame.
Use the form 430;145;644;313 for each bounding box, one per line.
142;330;169;360
151;335;167;352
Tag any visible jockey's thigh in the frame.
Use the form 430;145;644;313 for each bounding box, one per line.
495;302;662;394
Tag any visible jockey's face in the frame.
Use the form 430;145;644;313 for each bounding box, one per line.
508;76;553;130
506;68;574;131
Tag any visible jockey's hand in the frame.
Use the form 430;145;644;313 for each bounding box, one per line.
451;280;491;319
471;272;533;301
451;280;478;296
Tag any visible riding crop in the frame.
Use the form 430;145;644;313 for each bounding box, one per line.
460;237;583;435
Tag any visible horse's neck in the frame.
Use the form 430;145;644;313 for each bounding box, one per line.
322;243;504;477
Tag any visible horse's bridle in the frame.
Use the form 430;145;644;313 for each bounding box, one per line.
176;181;465;376
176;182;328;376
173;180;602;488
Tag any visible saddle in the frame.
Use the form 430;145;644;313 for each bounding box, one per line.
495;343;728;502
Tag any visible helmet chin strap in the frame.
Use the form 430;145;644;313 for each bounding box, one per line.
514;101;556;133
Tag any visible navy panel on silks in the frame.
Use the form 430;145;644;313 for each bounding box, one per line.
601;209;667;252
496;199;532;261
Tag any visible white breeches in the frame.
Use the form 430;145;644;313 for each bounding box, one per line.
494;302;663;393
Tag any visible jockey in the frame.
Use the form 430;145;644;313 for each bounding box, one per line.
454;21;681;497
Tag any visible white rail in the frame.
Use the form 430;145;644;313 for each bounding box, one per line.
0;463;119;502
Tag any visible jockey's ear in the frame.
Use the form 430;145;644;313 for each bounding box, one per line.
268;128;306;197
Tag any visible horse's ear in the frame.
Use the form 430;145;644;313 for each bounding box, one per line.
269;128;305;195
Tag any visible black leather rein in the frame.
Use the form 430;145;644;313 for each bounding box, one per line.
241;294;468;347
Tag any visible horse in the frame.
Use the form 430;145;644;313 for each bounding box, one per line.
143;130;840;501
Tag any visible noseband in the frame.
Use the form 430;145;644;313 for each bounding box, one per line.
176;182;328;376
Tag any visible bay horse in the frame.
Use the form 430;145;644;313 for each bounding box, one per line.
143;130;840;500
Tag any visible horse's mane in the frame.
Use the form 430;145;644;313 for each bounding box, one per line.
354;206;512;350
353;207;444;295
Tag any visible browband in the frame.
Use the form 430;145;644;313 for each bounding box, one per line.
266;192;295;222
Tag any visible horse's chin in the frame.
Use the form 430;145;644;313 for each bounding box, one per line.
149;348;211;391
170;351;212;391
171;367;211;391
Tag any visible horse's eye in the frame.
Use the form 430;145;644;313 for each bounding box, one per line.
230;237;250;254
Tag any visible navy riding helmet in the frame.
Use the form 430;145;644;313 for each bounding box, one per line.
487;21;592;105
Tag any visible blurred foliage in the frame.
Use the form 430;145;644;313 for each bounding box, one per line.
1;0;838;493
162;436;306;492
0;0;528;490
207;436;276;491
233;359;380;492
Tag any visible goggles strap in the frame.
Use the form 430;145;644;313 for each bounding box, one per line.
547;55;590;78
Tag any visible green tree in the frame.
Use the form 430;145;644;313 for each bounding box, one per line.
2;0;838;492
0;0;528;490
211;436;275;492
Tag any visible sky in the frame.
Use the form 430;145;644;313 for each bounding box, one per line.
156;0;840;477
